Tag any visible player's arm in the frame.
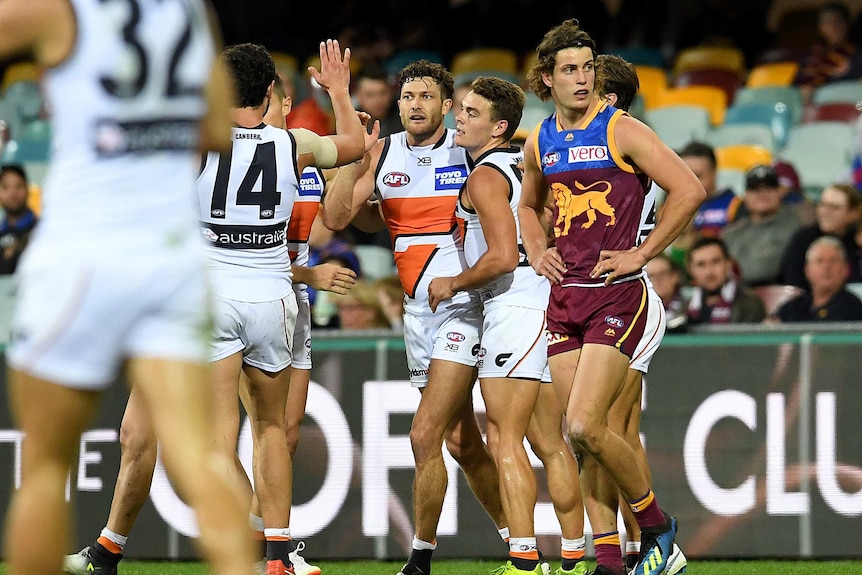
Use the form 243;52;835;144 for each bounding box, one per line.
351;200;387;233
591;115;706;284
321;140;381;231
292;263;356;295
200;57;234;153
428;167;518;312
304;39;365;167
517;130;566;283
0;0;73;66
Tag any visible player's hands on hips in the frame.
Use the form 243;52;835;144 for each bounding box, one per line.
530;247;566;284
309;262;357;294
428;277;457;312
591;247;646;286
309;39;351;93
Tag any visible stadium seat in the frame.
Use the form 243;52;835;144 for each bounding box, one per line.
0;60;40;92
354;244;396;280
628;94;647;121
779;121;855;194
754;46;807;66
716;167;746;197
451;47;520;77
714;144;773;171
1;80;43;137
746;61;799;88
0;275;17;345
645;105;710;151
611;46;666;68
733;85;804;125
811;80;862;105
705;124;776;152
453;70;521;89
514;93;554;142
634;65;668;110
673;67;742;106
383;49;445;78
653;85;727;125
0;137;51;163
801;101;862;124
269;51;298;76
723;101;793;149
672;45;746;80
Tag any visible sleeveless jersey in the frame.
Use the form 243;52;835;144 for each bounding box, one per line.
288;166;325;290
456;147;550;312
38;0;215;246
535;102;650;285
197;124;300;301
376;129;476;315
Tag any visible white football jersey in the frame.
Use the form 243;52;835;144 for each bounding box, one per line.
37;0;215;247
456;147;550;312
376;129;478;316
197;124;300;301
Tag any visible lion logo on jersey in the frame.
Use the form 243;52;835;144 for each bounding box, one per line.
551;180;616;237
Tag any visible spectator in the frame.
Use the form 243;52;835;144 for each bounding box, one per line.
780;183;861;289
286;63;335;135
683;141;743;238
773;235;862;322
773;159;816;225
646;252;688;333
686;236;766;325
374;273;405;330
333;279;392;330
793;2;862;104
352;63;402;137
309;236;363;328
0;164;38;275
721;164;803;286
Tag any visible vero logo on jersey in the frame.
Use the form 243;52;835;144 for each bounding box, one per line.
435;165;468;190
568;146;608;163
383;172;411;187
542;151;561;167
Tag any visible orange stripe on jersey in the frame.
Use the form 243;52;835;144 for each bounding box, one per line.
382;196;458;240
288;201;320;243
394;244;438;298
607;109;637;174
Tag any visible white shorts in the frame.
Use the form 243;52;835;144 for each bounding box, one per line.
402;304;482;387
7;244;210;389
478;305;547;380
210;291;298;372
292;287;312;370
629;284;666;373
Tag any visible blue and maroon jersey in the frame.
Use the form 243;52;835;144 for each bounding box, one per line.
532;102;650;284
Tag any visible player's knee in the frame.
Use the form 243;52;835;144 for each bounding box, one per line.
566;416;599;451
119;419;156;460
410;420;445;463
285;423;301;458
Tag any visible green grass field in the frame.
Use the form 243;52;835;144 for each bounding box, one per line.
4;560;862;574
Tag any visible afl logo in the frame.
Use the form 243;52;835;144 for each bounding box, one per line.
383;172;411;187
605;315;624;328
542;151;560;167
446;332;466;342
211;209;225;217
261;209;274;218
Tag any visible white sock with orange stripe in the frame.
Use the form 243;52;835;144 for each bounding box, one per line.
509;537;539;570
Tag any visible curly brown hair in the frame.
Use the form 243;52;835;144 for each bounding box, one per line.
395;59;455;101
526;19;596;102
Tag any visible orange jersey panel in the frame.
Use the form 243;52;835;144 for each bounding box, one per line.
394;243;438;298
382;196;458;241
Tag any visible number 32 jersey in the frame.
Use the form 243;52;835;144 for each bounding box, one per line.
197;124;301;302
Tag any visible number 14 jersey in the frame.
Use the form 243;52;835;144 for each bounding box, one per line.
197;123;300;302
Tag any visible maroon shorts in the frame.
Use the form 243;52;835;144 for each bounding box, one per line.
546;278;650;359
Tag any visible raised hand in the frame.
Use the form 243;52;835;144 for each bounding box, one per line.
308;39;351;94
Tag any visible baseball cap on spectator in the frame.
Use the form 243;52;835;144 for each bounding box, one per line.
745;164;779;189
772;160;801;193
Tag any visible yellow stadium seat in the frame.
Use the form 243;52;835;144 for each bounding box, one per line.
654;85;727;125
746;61;799;88
634;65;668;110
672;46;746;79
270;51;299;76
451;47;520;77
715;144;773;171
1;61;40;92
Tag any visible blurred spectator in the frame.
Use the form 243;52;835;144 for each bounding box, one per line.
309;236;363;328
374;273;405;330
0;164;37;275
646;253;688;333
686;236;767;324
286;67;335;135
352;63;402;137
683;141;742;238
772;235;862;321
721;164;803;286
332;279;392;330
793;2;862;103
780;182;861;288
